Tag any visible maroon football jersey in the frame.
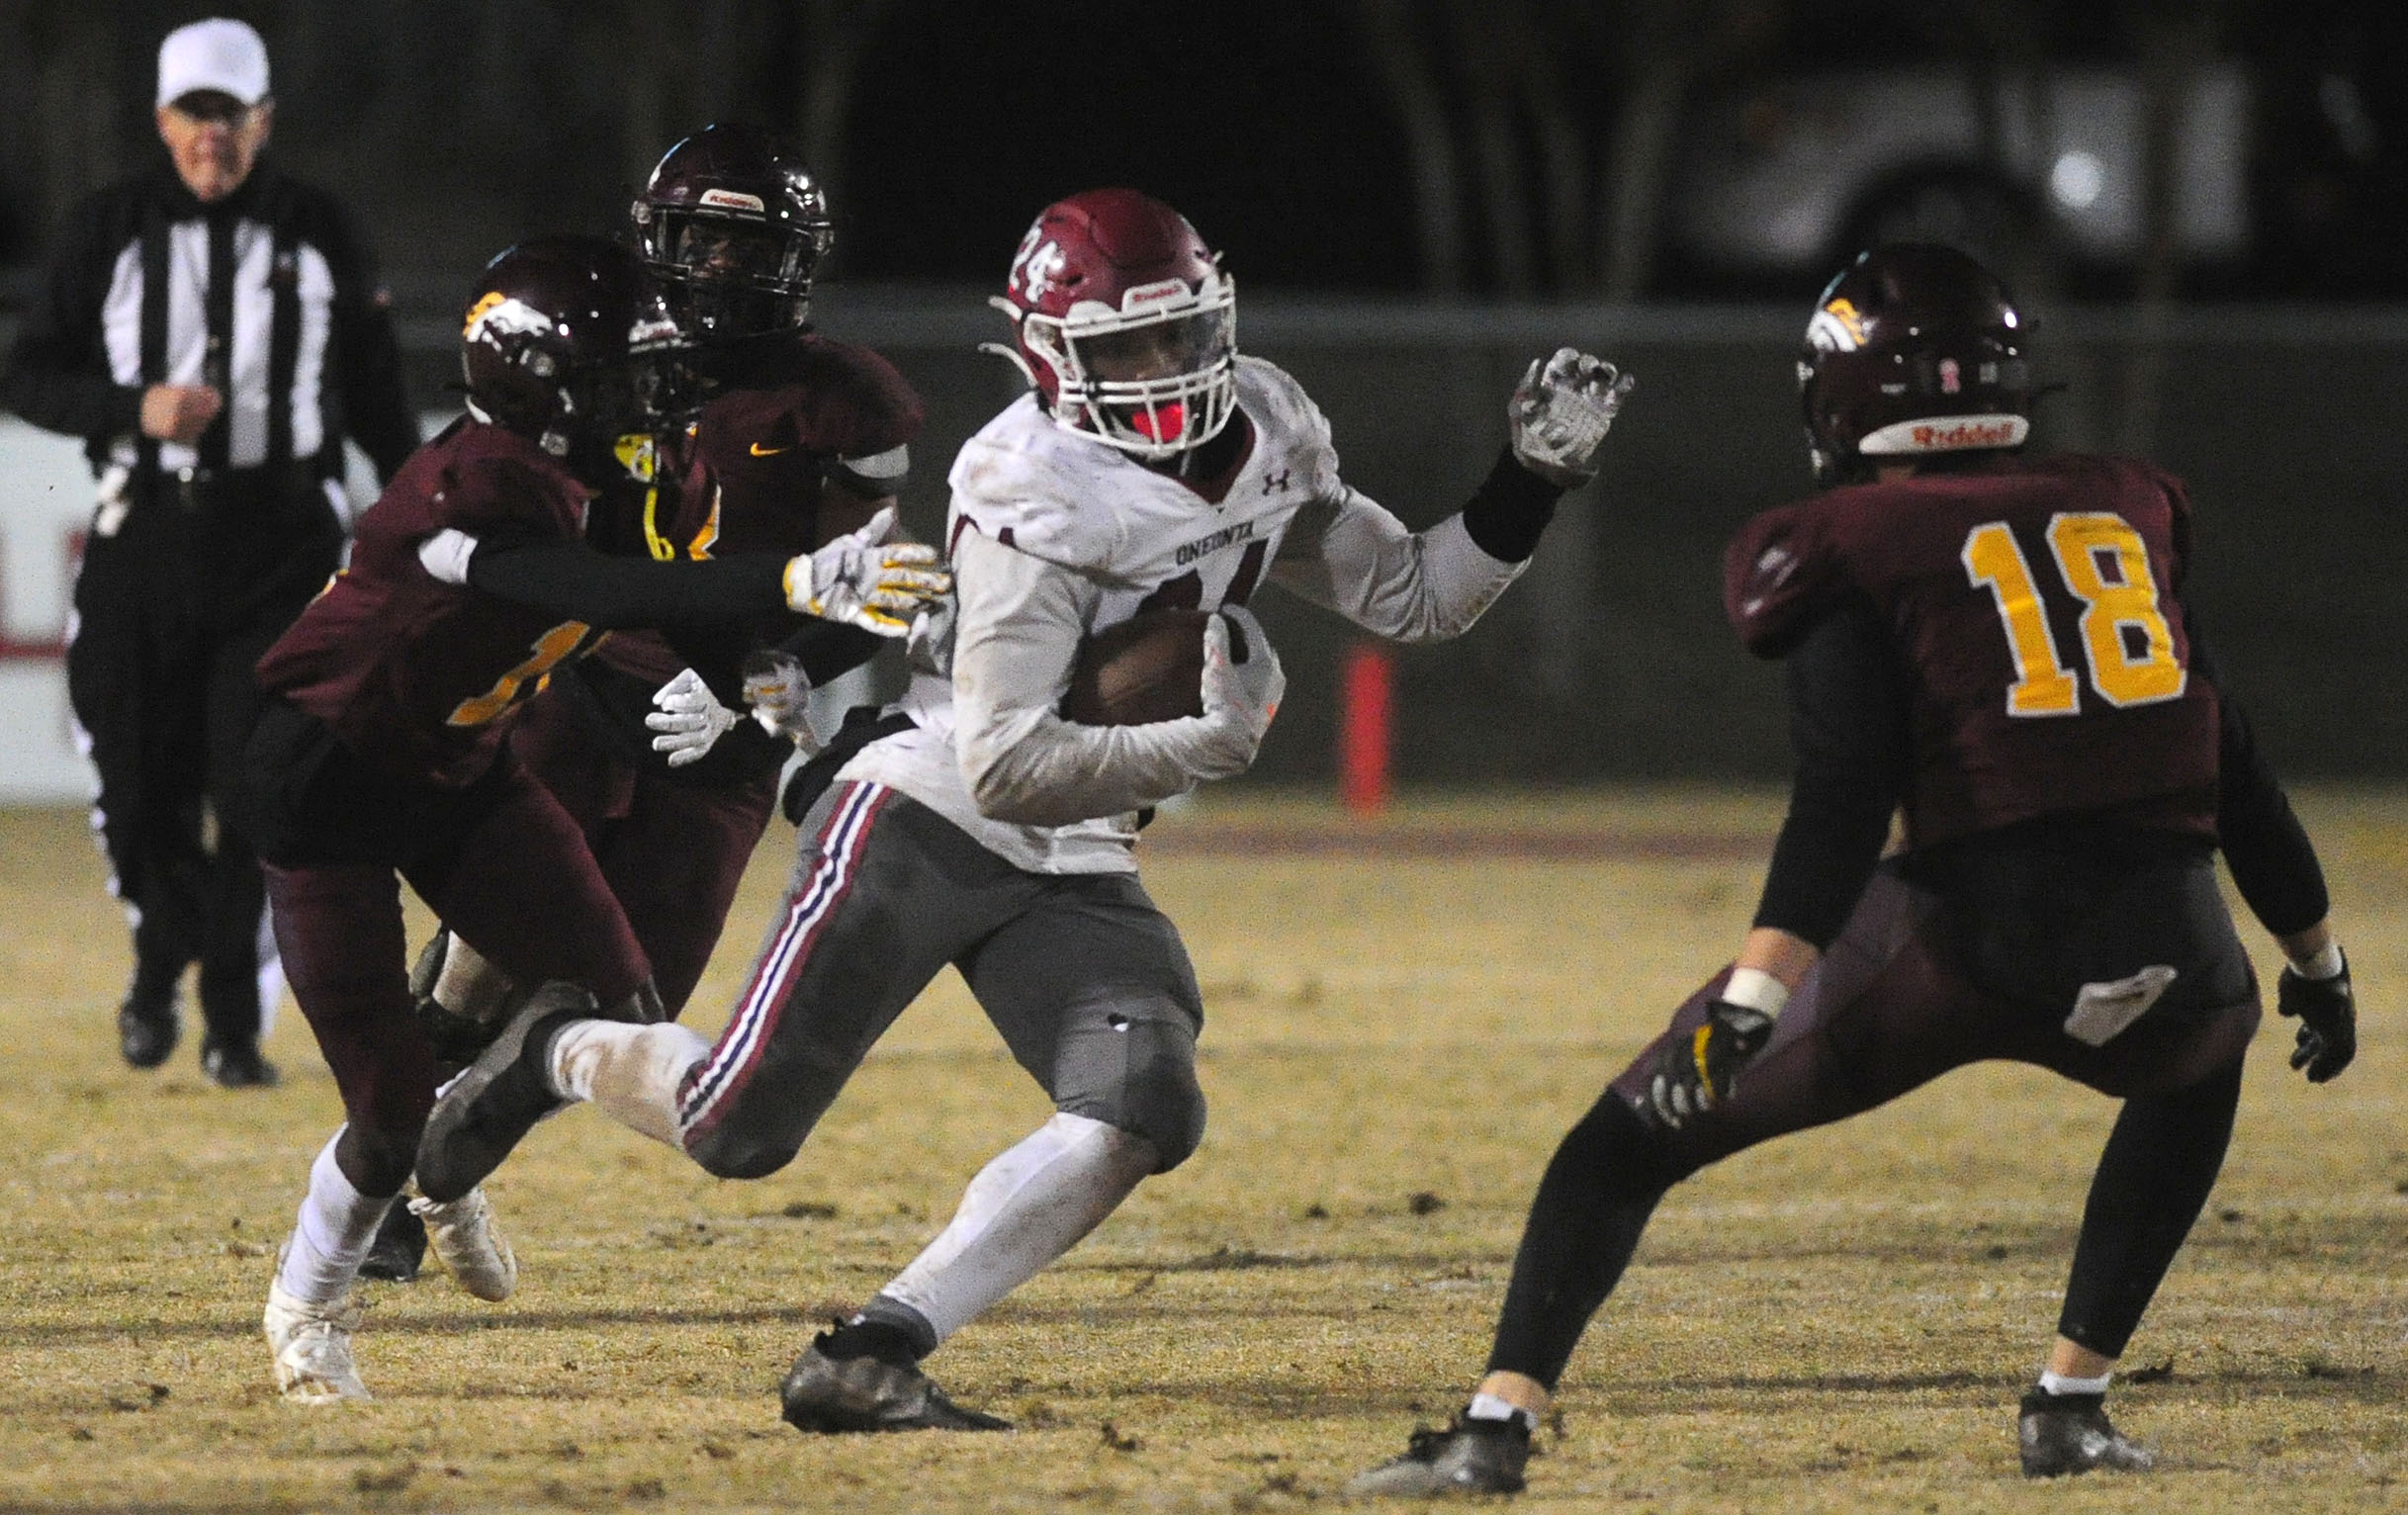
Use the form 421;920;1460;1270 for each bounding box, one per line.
256;418;608;786
593;333;924;685
1725;453;2221;847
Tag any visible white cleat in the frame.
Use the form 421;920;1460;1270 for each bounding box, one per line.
263;1282;371;1403
410;1187;517;1302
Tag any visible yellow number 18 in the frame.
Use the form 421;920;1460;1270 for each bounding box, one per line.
1960;512;2185;718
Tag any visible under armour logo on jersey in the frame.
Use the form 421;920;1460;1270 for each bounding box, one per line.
1262;468;1292;493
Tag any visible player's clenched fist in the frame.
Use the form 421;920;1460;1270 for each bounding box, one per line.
1643;998;1773;1129
1509;348;1635;487
784;503;950;635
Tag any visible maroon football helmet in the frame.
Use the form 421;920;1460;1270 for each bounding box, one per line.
1799;242;2032;487
632;123;834;344
460;235;683;470
985;188;1237;458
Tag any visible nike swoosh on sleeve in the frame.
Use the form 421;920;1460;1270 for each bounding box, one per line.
749;442;793;457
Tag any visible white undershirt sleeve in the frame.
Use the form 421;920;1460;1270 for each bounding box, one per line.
951;527;1248;828
1268;486;1528;643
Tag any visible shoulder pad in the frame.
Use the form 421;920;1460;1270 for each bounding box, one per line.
695;335;925;467
1234;356;1341;493
429;425;587;539
1723;497;1853;659
944;399;1123;573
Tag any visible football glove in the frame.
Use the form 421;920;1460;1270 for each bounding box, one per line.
2277;952;2356;1084
646;668;739;767
1645;998;1774;1129
784;504;950;636
1193;607;1286;781
906;591;958;680
1509;348;1636;487
740;652;820;754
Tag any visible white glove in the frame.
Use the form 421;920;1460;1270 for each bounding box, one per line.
905;591;958;680
1192;606;1285;780
785;505;951;637
1509;347;1636;487
740;653;821;753
418;527;480;585
646;668;739;767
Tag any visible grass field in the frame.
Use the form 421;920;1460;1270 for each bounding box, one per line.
0;789;2400;1513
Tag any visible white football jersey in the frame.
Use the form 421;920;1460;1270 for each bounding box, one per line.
841;356;1526;873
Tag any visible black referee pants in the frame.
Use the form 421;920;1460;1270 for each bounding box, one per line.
65;478;341;1045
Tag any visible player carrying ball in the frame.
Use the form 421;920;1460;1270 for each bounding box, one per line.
414;187;1635;1432
1352;242;2358;1496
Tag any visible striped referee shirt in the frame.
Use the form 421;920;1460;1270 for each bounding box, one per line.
2;159;417;486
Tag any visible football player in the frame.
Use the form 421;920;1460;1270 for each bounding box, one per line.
1351;243;2356;1496
242;234;945;1401
413;187;1634;1432
366;127;927;1281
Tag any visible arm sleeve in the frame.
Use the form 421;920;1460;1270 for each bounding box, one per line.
0;197;145;443
951;527;1246;827
1266;449;1557;644
2190;626;2330;936
316;198;419;481
465;539;790;629
1750;598;1912;948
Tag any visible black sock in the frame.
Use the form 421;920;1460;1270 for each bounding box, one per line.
2056;1057;2242;1357
1483;1092;1682;1387
818;1318;923;1369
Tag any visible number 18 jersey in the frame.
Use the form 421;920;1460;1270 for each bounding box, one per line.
1724;452;2221;848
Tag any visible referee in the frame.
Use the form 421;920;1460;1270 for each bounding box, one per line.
2;19;418;1086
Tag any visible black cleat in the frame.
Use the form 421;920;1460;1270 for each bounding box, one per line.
413;982;589;1204
357;1197;428;1283
2018;1389;2155;1477
200;1037;280;1089
118;988;180;1070
1348;1417;1531;1497
779;1338;1010;1433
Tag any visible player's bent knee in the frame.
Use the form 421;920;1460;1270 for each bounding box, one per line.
1054;997;1206;1172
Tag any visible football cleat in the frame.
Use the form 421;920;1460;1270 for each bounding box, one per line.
201;1036;279;1089
264;1281;371;1403
409;1187;517;1301
413;982;589;1203
2018;1389;2155;1477
356;1200;426;1283
1348;1416;1531;1497
118;986;179;1070
778;1338;1010;1433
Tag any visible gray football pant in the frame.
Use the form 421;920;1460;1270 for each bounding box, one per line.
675;781;1208;1180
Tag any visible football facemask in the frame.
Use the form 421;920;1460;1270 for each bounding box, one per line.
1022;281;1237;459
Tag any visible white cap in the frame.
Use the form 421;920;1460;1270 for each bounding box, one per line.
156;19;270;110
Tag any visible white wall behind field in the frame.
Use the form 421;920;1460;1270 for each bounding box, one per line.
0;412;456;804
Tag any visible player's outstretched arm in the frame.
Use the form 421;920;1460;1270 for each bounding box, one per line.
2193;633;2354;1082
952;529;1279;828
1271;350;1633;643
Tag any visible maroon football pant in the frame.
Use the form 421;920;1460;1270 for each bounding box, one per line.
1486;854;2258;1389
504;684;778;1016
256;725;652;1196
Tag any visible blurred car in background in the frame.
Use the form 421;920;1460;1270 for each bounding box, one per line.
1664;64;2252;294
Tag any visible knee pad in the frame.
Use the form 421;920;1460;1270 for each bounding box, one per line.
1052;995;1206;1172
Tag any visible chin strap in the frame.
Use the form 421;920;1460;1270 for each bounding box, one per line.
979;296;1039;387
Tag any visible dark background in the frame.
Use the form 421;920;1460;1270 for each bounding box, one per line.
5;0;2405;782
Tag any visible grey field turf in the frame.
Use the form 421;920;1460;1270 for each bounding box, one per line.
0;790;2399;1512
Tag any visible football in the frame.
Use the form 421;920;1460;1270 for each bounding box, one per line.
1060;608;1231;726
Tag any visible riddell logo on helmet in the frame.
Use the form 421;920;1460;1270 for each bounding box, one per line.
1121;279;1189;312
1912;419;2016;448
698;189;766;213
